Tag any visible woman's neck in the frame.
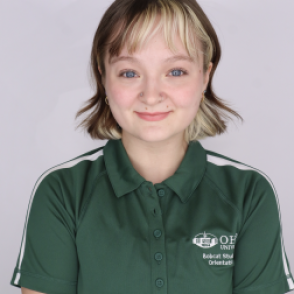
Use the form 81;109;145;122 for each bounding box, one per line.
121;133;188;185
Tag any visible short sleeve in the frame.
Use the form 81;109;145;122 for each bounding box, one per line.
10;171;78;294
233;172;294;294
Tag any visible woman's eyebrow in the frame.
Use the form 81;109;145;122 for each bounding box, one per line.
110;54;195;64
165;55;195;63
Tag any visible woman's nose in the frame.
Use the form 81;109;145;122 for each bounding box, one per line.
140;81;165;104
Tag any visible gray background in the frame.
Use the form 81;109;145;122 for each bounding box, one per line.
1;0;293;292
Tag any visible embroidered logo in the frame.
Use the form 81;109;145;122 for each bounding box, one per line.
192;231;218;248
192;231;238;266
192;231;238;250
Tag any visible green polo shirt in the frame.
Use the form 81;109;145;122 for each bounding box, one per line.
10;139;294;294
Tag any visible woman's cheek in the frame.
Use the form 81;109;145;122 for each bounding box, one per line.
108;87;132;107
173;89;198;108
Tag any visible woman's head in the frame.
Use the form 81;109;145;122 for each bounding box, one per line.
76;0;243;144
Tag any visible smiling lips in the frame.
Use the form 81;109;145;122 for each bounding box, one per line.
135;111;171;121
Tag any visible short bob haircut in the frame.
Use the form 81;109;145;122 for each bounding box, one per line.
75;0;243;143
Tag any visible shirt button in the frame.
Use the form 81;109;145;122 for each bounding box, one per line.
155;278;164;287
153;229;162;238
157;189;165;197
154;252;163;261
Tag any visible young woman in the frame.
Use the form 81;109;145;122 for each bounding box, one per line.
11;0;294;293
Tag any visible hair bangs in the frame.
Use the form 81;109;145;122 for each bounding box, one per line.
108;0;212;70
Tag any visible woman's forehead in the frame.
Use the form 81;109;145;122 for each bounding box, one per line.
107;51;200;68
107;29;200;65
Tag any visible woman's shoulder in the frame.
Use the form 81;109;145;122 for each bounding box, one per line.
204;148;271;183
31;145;107;202
41;145;106;182
203;148;277;212
25;145;107;224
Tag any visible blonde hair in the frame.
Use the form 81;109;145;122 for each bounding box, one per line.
75;0;243;143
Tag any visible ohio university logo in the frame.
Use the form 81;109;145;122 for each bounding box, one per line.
192;231;238;250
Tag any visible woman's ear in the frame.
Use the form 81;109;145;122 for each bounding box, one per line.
98;66;105;87
203;62;213;90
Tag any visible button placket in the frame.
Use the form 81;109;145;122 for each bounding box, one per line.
143;183;167;293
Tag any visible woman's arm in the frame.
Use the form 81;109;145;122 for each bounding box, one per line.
21;287;45;294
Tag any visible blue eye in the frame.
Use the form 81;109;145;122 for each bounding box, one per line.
120;70;137;78
172;69;182;77
171;68;187;77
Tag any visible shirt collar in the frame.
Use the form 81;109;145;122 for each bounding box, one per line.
103;139;206;204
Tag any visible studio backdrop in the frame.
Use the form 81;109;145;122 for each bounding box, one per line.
1;1;293;293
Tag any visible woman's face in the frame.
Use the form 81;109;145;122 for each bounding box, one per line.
100;28;212;145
